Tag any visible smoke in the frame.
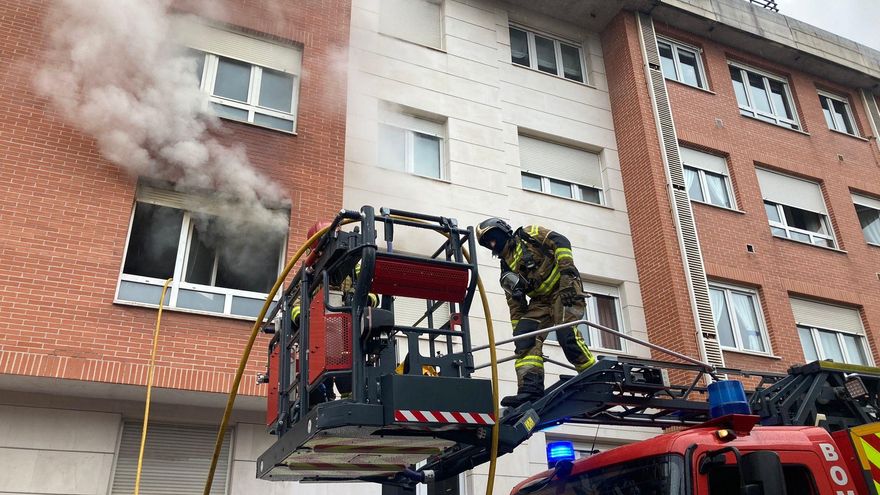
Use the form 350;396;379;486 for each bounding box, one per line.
35;0;288;234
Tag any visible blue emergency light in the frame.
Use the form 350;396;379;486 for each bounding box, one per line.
707;380;751;418
546;441;576;468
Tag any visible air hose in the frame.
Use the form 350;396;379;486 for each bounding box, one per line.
135;277;172;495
203;215;500;495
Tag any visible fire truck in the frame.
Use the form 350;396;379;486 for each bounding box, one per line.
255;206;880;495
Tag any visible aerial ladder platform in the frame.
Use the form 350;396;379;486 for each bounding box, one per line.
254;206;880;490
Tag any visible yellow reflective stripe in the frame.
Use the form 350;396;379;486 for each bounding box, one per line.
517;355;544;362
573;329;596;370
368;293;379;306
510;243;523;270
555;247;573;261
515;356;544;369
355;260;362;276
291;305;301;320
528;266;560;296
511;319;519;328
529;225;539;237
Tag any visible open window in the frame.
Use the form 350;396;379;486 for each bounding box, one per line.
756;168;835;248
116;184;287;318
792;298;871;366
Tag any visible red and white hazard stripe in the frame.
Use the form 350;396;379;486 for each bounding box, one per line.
394;409;495;425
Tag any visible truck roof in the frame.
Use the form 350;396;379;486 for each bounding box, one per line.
515;415;834;492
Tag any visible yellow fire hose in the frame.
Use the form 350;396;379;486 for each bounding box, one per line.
134;277;172;495
202;216;500;495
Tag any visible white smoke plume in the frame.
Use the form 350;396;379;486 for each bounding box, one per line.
35;0;288;236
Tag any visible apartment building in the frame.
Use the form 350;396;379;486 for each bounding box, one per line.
0;0;350;493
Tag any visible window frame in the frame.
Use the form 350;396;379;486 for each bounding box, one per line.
115;200;285;320
548;284;625;353
853;194;880;246
764;200;836;248
818;90;859;137
196;51;299;133
708;283;771;355
508;24;588;84
521;171;604;205
729;62;800;130
377;120;447;181
682;164;735;209
797;324;873;366
656;37;707;90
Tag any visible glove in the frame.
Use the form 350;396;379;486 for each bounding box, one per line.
559;285;583;307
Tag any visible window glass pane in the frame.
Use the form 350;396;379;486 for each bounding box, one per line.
254;113;294;132
676;48;702;87
771;227;787;237
258;68;294;113
215;231;283;294
177;288;226;313
522;173;542;191
831;99;854;134
709;288;736;347
231;296;264;318
658;42;677;80
549;179;572;198
534;35;558;75
764;202;781;223
798;326;818;362
185;223;216;286
211;102;249;121
594;294;622;350
768;80;794;121
413;132;441;178
117;281;172;305
843;334;867;365
783;206;827;235
123;202;183;279
789;230;811;243
731;292;764;352
819;330;844;362
213;57;251;102
378;124;406;171
509;27;530;67
684;166;704;202
747;72;772;114
578;185;601;204
820;96;836;130
560;44;584;82
856;204;880;244
730;67;749;107
704;172;731;208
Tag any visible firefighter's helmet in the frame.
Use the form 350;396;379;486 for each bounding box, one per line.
476;217;513;256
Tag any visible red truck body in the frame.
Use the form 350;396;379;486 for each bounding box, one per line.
512;415;873;495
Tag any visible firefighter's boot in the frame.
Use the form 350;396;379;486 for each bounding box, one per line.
501;366;544;407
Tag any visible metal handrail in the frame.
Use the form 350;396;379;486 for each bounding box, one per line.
472;318;713;372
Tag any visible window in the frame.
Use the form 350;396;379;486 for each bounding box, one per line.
378;109;446;179
680;147;734;208
380;0;443;49
657;38;706;89
549;283;624;351
819;92;858;136
172;18;302;133
852;193;880;245
729;63;799;129
509;26;586;83
708;284;768;353
756;168;835;248
117;185;286;318
110;422;231;495
519;455;684;495
519;135;603;205
791;298;871;366
707;465;818;494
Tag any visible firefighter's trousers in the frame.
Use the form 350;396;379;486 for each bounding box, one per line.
512;293;596;396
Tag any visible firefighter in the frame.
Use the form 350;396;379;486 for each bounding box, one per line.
476;218;596;407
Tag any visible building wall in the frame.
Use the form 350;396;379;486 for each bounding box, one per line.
343;0;650;492
603;9;880;376
0;0;350;493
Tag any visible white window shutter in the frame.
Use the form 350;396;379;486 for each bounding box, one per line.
110;422;231;495
380;108;444;137
790;298;864;335
171;16;302;74
519;135;603;188
756;169;826;214
853;193;880;211
380;0;442;49
680;147;727;175
393;296;451;327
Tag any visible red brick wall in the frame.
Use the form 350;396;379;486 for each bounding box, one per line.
604;10;880;374
0;0;350;396
600;13;701;361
